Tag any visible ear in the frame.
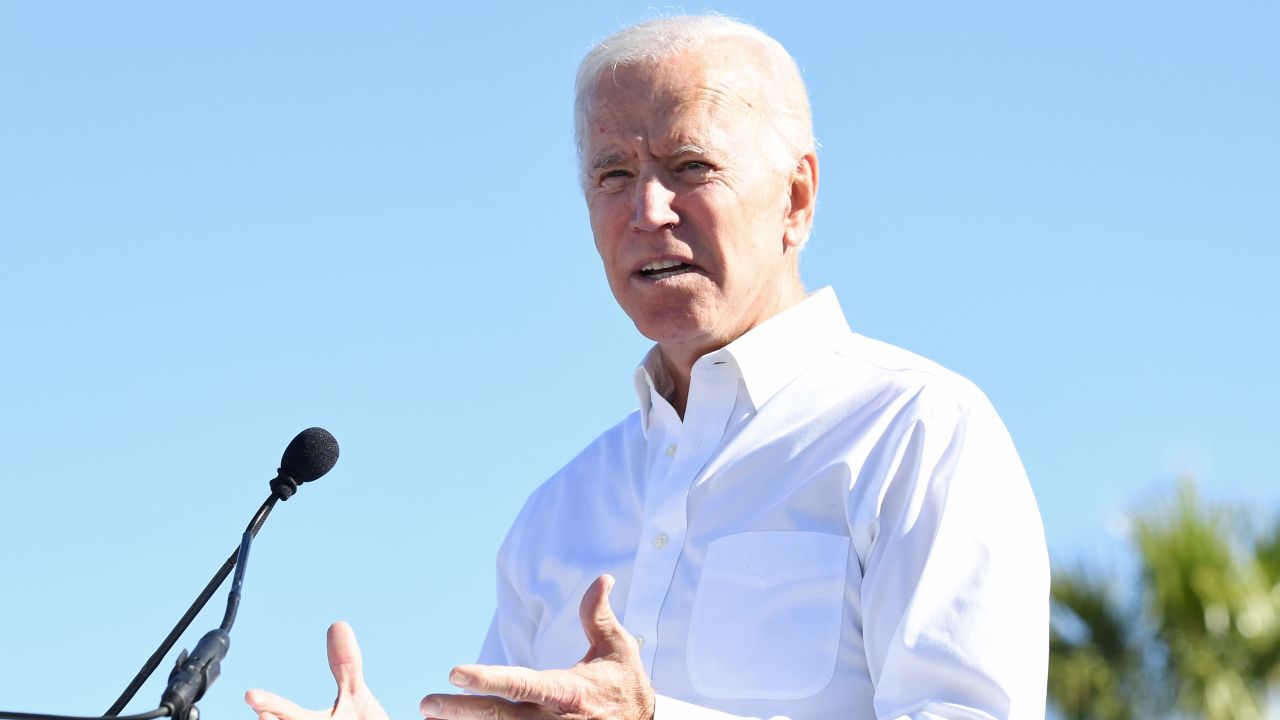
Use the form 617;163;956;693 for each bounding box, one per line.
782;152;819;250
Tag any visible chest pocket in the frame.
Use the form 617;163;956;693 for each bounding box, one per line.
687;530;850;699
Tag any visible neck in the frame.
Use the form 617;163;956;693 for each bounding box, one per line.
656;281;806;418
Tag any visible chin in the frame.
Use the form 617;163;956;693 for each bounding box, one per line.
629;312;718;349
616;290;726;348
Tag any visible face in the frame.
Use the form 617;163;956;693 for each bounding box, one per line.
582;45;814;362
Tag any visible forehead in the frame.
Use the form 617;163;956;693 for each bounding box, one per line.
583;46;767;157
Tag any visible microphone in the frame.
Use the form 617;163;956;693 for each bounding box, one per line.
107;428;340;719
270;427;340;500
0;427;341;720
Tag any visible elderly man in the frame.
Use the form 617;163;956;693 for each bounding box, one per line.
246;15;1048;720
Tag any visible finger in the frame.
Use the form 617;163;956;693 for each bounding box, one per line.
420;692;534;720
446;664;577;706
578;574;629;656
327;621;367;695
244;689;315;720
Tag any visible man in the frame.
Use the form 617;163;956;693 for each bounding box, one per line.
245;15;1049;720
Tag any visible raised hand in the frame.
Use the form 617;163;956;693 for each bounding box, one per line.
245;622;389;720
419;575;655;720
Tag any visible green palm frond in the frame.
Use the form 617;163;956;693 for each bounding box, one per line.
1048;479;1280;720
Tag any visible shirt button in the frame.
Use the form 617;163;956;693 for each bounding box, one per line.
665;443;677;457
635;634;646;649
652;532;669;550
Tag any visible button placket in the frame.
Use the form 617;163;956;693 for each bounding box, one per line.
627;482;687;672
624;367;741;676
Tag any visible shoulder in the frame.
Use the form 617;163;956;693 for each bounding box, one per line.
789;334;1022;487
827;332;997;420
499;411;646;544
529;410;644;501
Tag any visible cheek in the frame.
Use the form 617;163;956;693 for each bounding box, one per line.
586;202;612;248
589;195;636;247
673;187;730;238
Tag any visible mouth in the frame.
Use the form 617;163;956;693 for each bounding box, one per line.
638;259;698;281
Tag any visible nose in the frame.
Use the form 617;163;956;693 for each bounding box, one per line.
630;175;679;232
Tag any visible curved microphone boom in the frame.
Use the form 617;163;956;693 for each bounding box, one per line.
0;427;340;720
104;428;340;719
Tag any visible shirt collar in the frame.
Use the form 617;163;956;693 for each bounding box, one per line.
633;345;669;435
633;287;851;433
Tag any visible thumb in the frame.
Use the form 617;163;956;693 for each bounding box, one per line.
578;574;630;657
327;621;367;695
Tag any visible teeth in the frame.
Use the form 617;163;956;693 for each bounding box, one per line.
641;259;685;272
649;267;693;280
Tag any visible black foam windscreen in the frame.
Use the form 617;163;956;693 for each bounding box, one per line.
279;427;339;484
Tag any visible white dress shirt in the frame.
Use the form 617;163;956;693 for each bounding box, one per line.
478;288;1049;719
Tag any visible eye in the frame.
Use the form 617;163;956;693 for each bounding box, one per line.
593;167;634;189
597;169;632;186
675;159;715;180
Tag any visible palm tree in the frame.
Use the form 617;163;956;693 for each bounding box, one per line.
1049;481;1280;719
1048;565;1158;719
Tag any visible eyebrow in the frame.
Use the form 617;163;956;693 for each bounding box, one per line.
589;143;716;170
590;153;624;170
670;143;710;156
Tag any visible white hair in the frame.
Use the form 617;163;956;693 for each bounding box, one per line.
573;15;815;178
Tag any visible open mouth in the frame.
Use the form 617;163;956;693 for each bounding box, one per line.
639;259;697;280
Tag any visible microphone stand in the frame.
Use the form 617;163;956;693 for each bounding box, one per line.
102;491;285;717
0;427;336;720
0;711;171;720
0;491;285;720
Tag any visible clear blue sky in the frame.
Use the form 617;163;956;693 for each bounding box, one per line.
1;1;1276;718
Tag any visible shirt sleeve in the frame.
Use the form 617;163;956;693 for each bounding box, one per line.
476;503;537;667
859;395;1049;719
